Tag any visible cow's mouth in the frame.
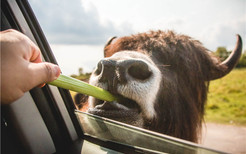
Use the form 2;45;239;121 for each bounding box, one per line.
88;94;141;119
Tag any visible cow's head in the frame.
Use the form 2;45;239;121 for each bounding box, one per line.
83;30;242;142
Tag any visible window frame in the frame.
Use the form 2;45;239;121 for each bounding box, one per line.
1;0;83;153
14;0;84;139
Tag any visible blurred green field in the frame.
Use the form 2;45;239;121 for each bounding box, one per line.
205;68;246;125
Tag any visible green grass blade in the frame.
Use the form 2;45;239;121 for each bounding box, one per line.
48;74;117;102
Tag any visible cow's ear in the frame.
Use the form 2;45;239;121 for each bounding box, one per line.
104;36;117;57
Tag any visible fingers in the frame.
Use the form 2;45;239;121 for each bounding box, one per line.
29;39;43;63
30;46;42;63
28;62;61;88
1;29;62;104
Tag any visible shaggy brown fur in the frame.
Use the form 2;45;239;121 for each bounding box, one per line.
77;30;242;143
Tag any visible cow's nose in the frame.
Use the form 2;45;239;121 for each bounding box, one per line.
95;59;119;93
124;60;152;80
95;58;152;86
95;59;116;81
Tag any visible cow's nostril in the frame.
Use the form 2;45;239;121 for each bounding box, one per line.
95;60;103;75
128;61;152;80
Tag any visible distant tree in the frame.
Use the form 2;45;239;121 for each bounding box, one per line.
236;50;246;68
69;67;91;81
78;67;84;76
214;47;246;68
70;74;78;78
215;47;230;61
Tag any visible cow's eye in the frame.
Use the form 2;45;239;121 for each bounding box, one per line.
128;62;152;80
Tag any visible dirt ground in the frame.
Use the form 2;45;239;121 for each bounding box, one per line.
201;123;246;154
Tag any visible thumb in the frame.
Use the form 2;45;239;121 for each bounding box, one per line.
29;62;61;87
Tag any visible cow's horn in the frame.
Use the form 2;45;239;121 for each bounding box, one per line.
209;34;242;80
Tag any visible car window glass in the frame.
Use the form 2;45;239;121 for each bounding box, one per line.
75;110;220;153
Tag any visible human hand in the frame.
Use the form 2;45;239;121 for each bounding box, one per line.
1;29;61;104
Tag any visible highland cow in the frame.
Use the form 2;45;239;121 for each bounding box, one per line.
76;30;242;142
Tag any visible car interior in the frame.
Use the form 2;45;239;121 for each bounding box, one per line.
1;0;223;153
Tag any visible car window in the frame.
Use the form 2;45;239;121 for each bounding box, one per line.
75;110;221;153
28;0;245;153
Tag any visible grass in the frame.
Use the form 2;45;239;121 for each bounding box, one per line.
205;68;246;125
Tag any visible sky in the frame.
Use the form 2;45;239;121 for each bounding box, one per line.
29;0;246;75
